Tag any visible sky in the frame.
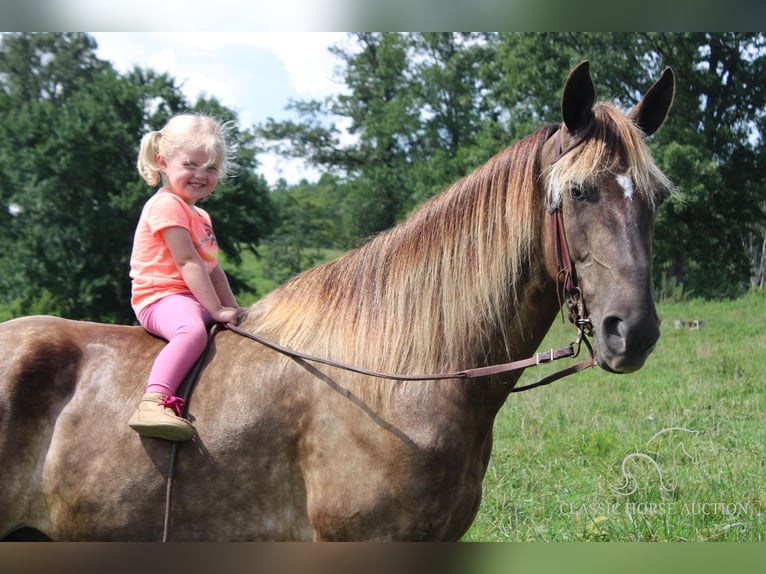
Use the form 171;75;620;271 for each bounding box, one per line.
91;33;350;186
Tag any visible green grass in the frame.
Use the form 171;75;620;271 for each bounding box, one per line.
225;246;345;307
462;291;765;541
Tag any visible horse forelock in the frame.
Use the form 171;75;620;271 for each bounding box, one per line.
254;126;558;379
546;103;673;210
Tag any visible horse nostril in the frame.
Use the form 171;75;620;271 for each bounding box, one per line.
602;315;627;354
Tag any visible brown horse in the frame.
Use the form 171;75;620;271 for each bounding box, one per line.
0;61;674;541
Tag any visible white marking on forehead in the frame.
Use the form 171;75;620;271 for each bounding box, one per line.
616;174;634;200
547;182;562;211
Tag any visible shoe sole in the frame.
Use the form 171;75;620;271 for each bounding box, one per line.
128;421;193;441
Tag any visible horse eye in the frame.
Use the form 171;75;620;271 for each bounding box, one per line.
569;185;587;202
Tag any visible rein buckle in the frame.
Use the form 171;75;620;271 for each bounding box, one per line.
535;348;556;365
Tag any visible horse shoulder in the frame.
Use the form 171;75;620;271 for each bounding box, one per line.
299;381;492;540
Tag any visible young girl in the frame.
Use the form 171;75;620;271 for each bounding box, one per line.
128;113;243;441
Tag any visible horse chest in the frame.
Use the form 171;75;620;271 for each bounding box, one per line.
301;405;490;541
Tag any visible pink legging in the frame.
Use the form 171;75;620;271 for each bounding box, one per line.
137;293;212;397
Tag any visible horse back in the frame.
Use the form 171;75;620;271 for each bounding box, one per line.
0;315;152;429
0;315;158;538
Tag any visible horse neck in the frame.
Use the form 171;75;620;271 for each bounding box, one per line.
254;130;561;395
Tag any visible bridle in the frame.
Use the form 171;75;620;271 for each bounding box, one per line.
223;126;596;392
548;125;594;340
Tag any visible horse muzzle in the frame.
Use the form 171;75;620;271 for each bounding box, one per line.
594;310;660;374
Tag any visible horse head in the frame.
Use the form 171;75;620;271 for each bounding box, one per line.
542;61;675;373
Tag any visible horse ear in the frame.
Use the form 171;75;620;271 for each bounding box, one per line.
561;60;595;134
628;67;675;137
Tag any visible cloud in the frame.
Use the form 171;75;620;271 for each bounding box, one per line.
92;33;347;185
133;33;346;99
242;33;348;99
92;32;349;128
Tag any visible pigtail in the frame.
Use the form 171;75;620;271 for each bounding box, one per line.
136;130;163;186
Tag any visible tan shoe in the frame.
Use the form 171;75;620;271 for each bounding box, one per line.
128;393;193;441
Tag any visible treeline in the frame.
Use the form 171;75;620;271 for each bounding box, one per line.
1;33;764;324
260;33;766;301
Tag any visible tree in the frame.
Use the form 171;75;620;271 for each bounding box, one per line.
0;33;275;322
402;33;497;210
0;33;164;322
263;173;344;282
646;33;766;298
259;33;498;239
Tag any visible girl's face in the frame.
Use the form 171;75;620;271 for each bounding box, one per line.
158;146;221;205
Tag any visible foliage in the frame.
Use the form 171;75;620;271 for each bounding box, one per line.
259;33;497;238
655;271;688;303
262;173;345;283
647;33;766;299
0;33;274;323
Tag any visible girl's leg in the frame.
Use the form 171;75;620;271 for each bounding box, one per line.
138;293;213;397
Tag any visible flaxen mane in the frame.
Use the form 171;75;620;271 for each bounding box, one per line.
251;124;557;377
250;103;670;379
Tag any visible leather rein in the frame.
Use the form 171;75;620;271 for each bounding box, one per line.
224;125;596;392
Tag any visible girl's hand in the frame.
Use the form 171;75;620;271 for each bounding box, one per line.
212;307;240;325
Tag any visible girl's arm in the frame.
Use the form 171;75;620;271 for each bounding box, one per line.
210;263;240;309
162;226;238;324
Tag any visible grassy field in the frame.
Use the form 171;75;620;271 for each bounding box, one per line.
462;291;765;541
225;247;346;307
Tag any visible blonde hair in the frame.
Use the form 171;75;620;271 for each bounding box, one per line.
136;113;236;186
